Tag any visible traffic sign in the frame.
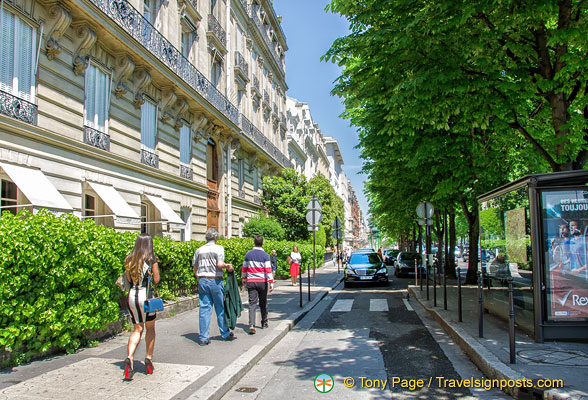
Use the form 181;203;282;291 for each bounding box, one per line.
307;196;322;211
333;216;341;230
306;210;322;225
416;202;434;219
308;225;320;231
418;218;433;226
332;230;343;240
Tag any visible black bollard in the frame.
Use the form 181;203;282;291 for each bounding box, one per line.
414;260;418;287
457;266;462;322
508;277;516;364
443;263;447;310
299;263;303;307
433;259;437;307
426;263;430;301
420;261;423;291
478;270;484;338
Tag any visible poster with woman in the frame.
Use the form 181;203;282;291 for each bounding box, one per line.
541;189;588;320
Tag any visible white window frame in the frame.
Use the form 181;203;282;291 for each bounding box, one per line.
84;63;111;134
238;159;244;190
141;98;158;151
0;9;37;102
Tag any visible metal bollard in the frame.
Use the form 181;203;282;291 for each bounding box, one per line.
420;262;423;291
433;260;437;307
478;270;484;338
426;264;430;301
457;266;462;322
508;277;516;364
414;260;418;287
443;263;447;310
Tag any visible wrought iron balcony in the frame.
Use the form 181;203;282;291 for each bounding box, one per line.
238;114;293;169
249;7;283;73
89;0;238;126
253;195;261;205
238;189;246;199
0;90;37;126
83;125;110;151
253;75;260;91
234;51;249;80
263;90;270;106
180;163;193;180
208;14;226;48
141;147;159;168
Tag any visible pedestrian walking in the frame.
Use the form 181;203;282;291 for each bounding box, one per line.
288;245;302;286
270;250;278;274
123;233;159;380
242;235;274;334
192;228;236;346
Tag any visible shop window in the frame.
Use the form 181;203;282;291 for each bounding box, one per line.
0;180;17;215
0;10;36;102
84;194;95;219
141;202;148;234
84;64;110;133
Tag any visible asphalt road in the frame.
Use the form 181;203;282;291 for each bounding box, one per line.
223;275;509;399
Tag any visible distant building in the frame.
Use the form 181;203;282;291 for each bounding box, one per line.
0;0;292;240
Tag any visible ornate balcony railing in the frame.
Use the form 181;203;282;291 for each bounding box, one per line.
83;125;110;151
248;6;283;73
238;114;293;169
0;90;37;126
141;147;159;168
263;91;270;106
180;163;193;180
253;195;261;205
208;14;226;48
234;51;249;78
238;189;246;199
89;0;238;126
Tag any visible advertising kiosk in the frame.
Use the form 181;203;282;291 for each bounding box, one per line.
478;170;588;342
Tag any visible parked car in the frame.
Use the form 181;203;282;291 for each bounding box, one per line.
462;248;469;262
393;252;425;278
354;248;376;254
384;249;401;266
344;252;388;288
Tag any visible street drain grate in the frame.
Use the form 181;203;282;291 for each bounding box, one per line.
236;387;258;393
517;349;588;367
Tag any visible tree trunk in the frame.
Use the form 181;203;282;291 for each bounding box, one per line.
465;212;479;285
447;209;457;279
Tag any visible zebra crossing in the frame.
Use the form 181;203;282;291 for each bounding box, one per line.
329;297;415;313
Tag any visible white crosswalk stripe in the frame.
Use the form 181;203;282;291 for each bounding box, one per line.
369;299;389;312
330;299;354;312
402;298;414;311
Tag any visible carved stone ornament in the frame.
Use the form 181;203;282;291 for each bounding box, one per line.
246;36;252;51
230;138;241;161
173;98;190;130
257;56;264;69
248;153;258;172
191;112;209;142
45;5;72;61
114;55;135;98
268;71;273;81
160;89;178;123
259;163;270;177
72;25;97;75
133;68;152;108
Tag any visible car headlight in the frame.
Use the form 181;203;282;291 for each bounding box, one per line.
377;267;387;274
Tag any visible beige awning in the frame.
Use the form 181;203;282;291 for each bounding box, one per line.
0;162;73;211
145;194;184;224
87;182;140;220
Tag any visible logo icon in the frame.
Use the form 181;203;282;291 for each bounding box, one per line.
314;373;334;393
557;290;573;306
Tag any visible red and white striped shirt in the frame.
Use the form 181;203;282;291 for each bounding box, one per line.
242;247;274;283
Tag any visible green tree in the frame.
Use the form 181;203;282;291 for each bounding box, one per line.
243;214;285;241
307;174;345;247
261;169;310;241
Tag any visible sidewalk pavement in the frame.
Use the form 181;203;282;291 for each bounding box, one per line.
0;261;344;400
408;283;588;400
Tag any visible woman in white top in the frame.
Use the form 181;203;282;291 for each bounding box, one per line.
289;245;302;285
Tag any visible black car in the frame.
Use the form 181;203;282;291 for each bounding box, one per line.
344;252;388;288
384;249;401;266
394;252;425;278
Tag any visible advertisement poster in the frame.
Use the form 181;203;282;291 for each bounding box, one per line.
542;189;588;320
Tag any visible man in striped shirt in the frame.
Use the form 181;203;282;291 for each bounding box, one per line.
242;235;274;334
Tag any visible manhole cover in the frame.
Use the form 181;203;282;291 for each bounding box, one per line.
517;349;588;366
236;387;258;393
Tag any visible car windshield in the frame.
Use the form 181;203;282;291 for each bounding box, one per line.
350;253;382;265
400;252;420;261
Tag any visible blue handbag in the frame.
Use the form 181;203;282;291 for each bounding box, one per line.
144;265;164;313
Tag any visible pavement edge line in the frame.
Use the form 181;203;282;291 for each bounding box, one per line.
188;276;344;400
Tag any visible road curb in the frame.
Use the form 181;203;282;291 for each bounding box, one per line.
187;275;344;400
407;286;586;400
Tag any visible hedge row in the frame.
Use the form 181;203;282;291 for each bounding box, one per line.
0;211;324;365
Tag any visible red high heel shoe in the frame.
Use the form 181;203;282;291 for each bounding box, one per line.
145;358;154;375
123;358;134;380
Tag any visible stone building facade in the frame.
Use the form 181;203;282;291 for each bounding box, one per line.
0;0;291;240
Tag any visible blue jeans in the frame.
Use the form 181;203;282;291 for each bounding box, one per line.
198;278;229;341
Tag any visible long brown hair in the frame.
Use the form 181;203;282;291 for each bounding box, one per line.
124;233;156;283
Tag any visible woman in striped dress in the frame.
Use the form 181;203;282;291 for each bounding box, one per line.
123;233;160;380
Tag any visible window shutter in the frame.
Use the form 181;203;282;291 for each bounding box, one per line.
180;125;191;164
0;11;15;94
96;68;108;132
84;65;96;128
16;19;34;102
141;101;156;150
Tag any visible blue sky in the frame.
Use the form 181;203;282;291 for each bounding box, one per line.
273;0;369;218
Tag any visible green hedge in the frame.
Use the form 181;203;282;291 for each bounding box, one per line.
0;210;324;365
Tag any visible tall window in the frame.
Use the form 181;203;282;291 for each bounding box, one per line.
0;180;17;215
211;0;217;14
253;166;258;192
84;64;110;133
237;89;244;113
180;207;191;242
0;10;36;102
211;58;222;87
238;159;244;190
236;25;243;53
179;124;191;165
141;202;148;234
143;0;156;24
207;139;218;183
141;100;157;150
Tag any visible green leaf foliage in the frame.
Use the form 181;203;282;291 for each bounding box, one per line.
242;214;285;240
